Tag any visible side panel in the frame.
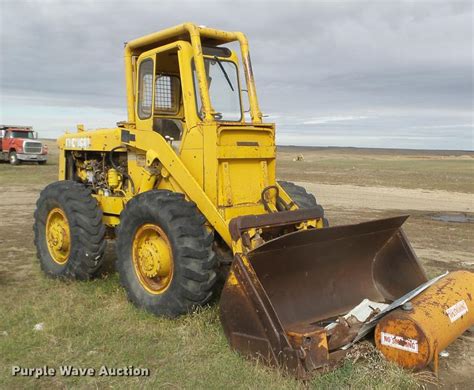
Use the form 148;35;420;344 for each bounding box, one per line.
216;125;276;220
129;129;232;244
57;128;123;181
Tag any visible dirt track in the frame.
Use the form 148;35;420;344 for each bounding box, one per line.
298;182;473;212
296;180;474;388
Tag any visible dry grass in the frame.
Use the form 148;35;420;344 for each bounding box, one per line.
1;142;472;388
311;342;430;389
277;146;474;193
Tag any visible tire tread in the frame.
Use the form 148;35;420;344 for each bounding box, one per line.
116;190;217;317
33;180;106;280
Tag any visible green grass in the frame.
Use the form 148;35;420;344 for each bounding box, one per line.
0;273;423;389
2;144;450;389
0;139;58;186
0;259;424;389
277;148;474;193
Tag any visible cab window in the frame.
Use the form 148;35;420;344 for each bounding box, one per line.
154;75;181;115
137;59;154;119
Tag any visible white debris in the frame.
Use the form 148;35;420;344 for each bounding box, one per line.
293;154;304;161
350;272;450;346
439;350;450;358
345;299;389;323
33;323;44;331
1;331;8;336
325;299;389;331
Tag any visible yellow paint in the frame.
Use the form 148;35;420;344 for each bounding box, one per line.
318;337;328;350
375;271;474;372
107;168;120;189
132;224;174;294
102;214;120;226
226;270;239;287
56;23;324;250
45;207;70;265
57;128;122;155
93;195;125;216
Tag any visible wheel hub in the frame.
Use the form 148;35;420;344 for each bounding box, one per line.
132;224;173;294
138;240;161;277
45;208;70;264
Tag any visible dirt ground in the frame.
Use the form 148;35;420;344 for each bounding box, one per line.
279;147;474;388
0;142;473;389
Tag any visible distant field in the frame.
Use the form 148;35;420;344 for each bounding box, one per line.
278;146;474;193
1;142;472;389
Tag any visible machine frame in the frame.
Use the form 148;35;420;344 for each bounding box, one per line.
57;23;322;246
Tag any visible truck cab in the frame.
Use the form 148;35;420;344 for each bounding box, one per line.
0;125;48;165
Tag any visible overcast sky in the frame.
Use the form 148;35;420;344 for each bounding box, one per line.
0;0;472;149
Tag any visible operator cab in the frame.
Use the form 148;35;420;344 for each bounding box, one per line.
135;41;244;153
136;48;184;149
192;46;243;122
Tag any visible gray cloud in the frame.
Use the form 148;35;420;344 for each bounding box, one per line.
0;0;472;149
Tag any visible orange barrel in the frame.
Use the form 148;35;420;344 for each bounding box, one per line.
375;270;474;371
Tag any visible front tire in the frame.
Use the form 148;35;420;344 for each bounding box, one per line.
278;180;329;227
9;151;19;165
33;181;106;279
116;190;217;317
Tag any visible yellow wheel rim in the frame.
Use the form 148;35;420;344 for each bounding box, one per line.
132;224;174;294
46;207;71;265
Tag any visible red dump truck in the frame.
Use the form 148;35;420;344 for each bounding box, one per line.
0;125;48;165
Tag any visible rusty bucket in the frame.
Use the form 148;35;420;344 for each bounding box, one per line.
220;215;427;378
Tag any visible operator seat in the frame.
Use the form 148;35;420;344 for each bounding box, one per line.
153;118;182;152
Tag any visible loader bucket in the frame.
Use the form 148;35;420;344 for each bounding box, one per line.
220;215;427;378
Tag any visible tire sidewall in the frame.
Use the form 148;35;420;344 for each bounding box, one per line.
117;206;187;315
35;184;76;276
34;181;105;279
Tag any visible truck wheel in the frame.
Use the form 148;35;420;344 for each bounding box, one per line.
9;151;19;165
116;190;217;317
278;180;329;227
33;181;106;279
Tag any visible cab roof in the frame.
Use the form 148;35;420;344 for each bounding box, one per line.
0;125;33;131
125;23;242;56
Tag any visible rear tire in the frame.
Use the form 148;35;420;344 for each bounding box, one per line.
9;151;19;165
116;190;217;317
33;180;106;279
278;180;329;226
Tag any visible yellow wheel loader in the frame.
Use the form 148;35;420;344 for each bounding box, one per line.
33;23;473;378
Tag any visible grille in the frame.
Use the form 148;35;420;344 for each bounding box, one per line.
24;141;42;154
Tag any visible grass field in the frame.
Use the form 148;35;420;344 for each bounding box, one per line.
277;146;474;193
1;142;472;389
